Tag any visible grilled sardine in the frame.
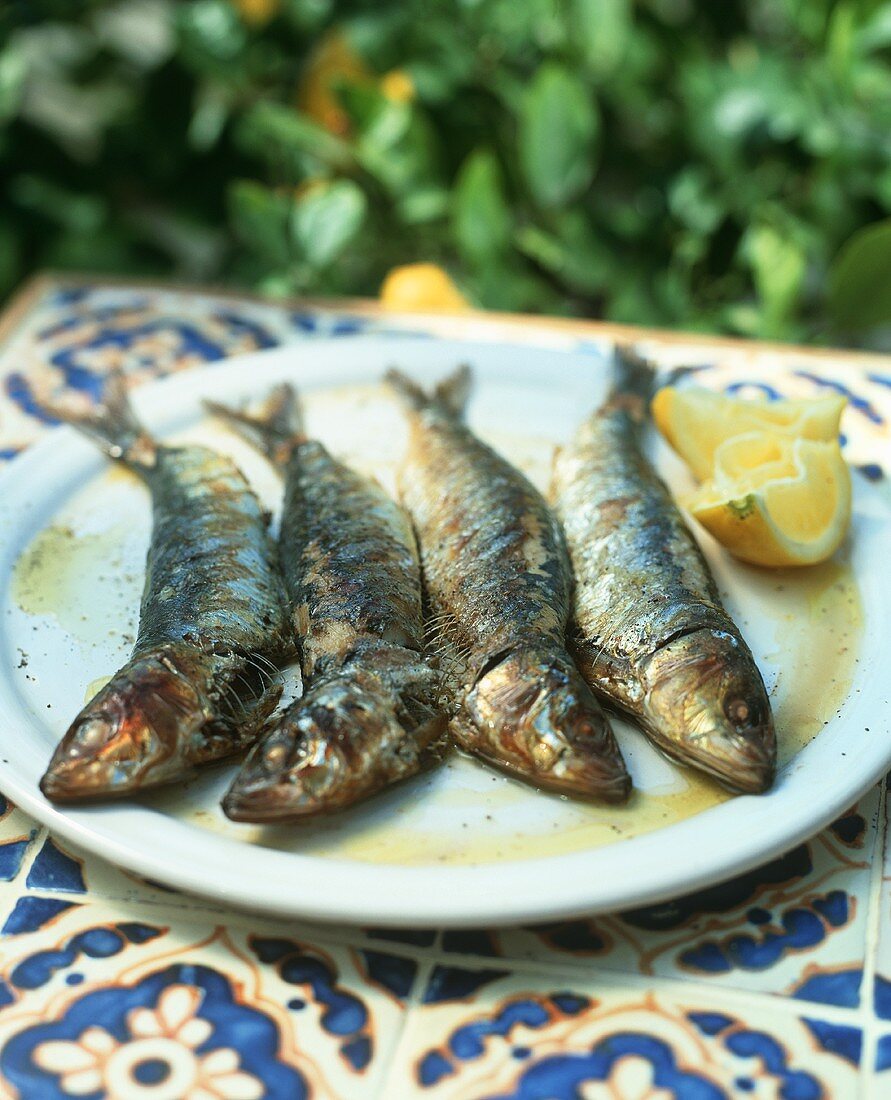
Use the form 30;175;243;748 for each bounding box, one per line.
551;348;776;793
386;367;630;803
40;375;291;802
208;385;446;821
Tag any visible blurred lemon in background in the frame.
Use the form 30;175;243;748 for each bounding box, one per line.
380;264;470;312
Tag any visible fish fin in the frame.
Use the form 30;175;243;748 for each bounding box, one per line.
423;606;472;708
40;371;156;470
609;345;657;422
205;384;304;465
197;681;284;761
433;364;472;417
384;366;472;420
572;640;641;713
383;369;431;413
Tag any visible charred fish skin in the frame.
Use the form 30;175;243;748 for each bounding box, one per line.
385;368;630;803
279;432;426;680
551;348;776;794
40;375;291;803
207;386;446;822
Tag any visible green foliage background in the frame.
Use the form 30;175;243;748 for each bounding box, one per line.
3;0;891;346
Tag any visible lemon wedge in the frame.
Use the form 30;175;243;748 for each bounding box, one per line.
688;431;852;566
652;386;846;481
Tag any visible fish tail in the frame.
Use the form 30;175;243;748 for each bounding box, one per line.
41;371;156;470
205;384;304;466
434;365;472;416
609;345;657;422
384;365;472;420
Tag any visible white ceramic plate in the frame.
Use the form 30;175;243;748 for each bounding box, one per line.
0;337;888;927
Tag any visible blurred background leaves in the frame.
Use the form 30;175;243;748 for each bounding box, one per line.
3;0;891;346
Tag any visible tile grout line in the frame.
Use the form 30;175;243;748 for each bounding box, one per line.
373;954;439;1100
10;824;48;889
392;943;878;1027
859;780;888;1095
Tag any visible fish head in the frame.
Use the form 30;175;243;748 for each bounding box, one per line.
462;648;630;802
640;628;776;793
40;648;213;802
223;671;444;822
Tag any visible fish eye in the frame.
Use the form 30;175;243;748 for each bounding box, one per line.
264;743;287;769
724;697;751;725
74;716;114;750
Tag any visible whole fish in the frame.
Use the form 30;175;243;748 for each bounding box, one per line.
207;386;446;821
550;348;776;793
385;367;630;803
40;375;291;802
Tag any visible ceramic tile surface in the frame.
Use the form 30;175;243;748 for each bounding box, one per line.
0;276;889;1098
0;797;40;886
0;897;415;1099
384;962;863;1098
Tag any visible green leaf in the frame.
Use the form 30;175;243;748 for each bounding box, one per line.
745;223;806;335
452;149;511;265
177;0;247;64
398;188;450;224
828;219;891;330
570;0;630;80
228;180;292;266
282;0;334;33
346;85;441;199
857;6;891;54
519;63;599;208
237;102;354;175
290;179;367;268
668;168;722;236
826;3;857;83
0;46;26;121
188;89;229;151
465;260;557;313
9;175;105;232
515;215;610;296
